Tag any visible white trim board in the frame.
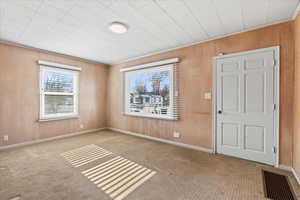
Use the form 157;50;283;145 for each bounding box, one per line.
278;165;300;186
114;18;290;65
107;127;300;186
108;128;298;185
278;164;293;172
0;19;292;66
39;66;80;121
0;128;106;151
0;39;109;66
292;168;300;186
107;127;213;153
38;60;82;71
293;1;300;20
120;58;179;72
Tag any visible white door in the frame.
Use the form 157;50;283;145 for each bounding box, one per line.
215;47;279;165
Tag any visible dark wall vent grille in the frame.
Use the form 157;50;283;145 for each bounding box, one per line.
263;170;296;200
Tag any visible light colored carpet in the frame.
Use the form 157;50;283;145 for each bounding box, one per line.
82;155;156;200
61;144;157;200
0;130;299;200
61;144;113;167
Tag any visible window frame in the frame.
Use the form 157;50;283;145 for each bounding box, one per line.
39;66;79;121
123;64;176;120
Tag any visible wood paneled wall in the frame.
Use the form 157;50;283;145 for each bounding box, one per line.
293;13;300;177
107;22;295;166
0;43;108;146
0;21;295;167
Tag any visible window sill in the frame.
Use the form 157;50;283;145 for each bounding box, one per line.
123;113;178;121
38;115;79;122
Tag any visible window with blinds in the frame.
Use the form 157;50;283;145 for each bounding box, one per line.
121;58;179;120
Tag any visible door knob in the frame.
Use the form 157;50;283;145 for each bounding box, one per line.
218;110;222;114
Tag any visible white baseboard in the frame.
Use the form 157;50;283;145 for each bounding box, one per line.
292;168;300;186
278;164;293;172
292;3;300;19
0;127;106;150
107;127;213;153
107;127;299;185
278;165;300;186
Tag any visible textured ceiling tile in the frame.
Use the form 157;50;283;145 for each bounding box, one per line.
36;3;66;21
2;3;36;21
5;0;43;10
156;0;208;41
133;1;191;45
267;0;299;22
46;0;77;12
107;1;175;46
212;0;244;34
242;0;269;29
182;0;225;37
0;0;298;64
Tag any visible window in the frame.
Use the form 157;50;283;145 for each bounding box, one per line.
40;66;79;120
123;61;178;120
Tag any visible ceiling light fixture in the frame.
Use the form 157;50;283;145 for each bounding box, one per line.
109;22;128;34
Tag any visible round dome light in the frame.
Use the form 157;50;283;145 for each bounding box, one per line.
109;22;128;34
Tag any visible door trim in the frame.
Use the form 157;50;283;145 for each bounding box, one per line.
212;46;280;167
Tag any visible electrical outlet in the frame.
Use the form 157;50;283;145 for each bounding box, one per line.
173;131;181;138
80;124;84;129
3;135;8;141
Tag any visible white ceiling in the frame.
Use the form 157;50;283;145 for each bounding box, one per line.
0;0;299;65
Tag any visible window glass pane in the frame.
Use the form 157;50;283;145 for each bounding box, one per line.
128;69;171;116
44;71;74;93
45;95;74;115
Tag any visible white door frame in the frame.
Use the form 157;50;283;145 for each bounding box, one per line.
212;46;280;167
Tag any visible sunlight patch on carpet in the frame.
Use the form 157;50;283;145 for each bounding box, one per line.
61;144;113;167
82;156;156;200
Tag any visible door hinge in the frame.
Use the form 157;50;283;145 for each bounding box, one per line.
273;146;277;154
273;104;276;111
